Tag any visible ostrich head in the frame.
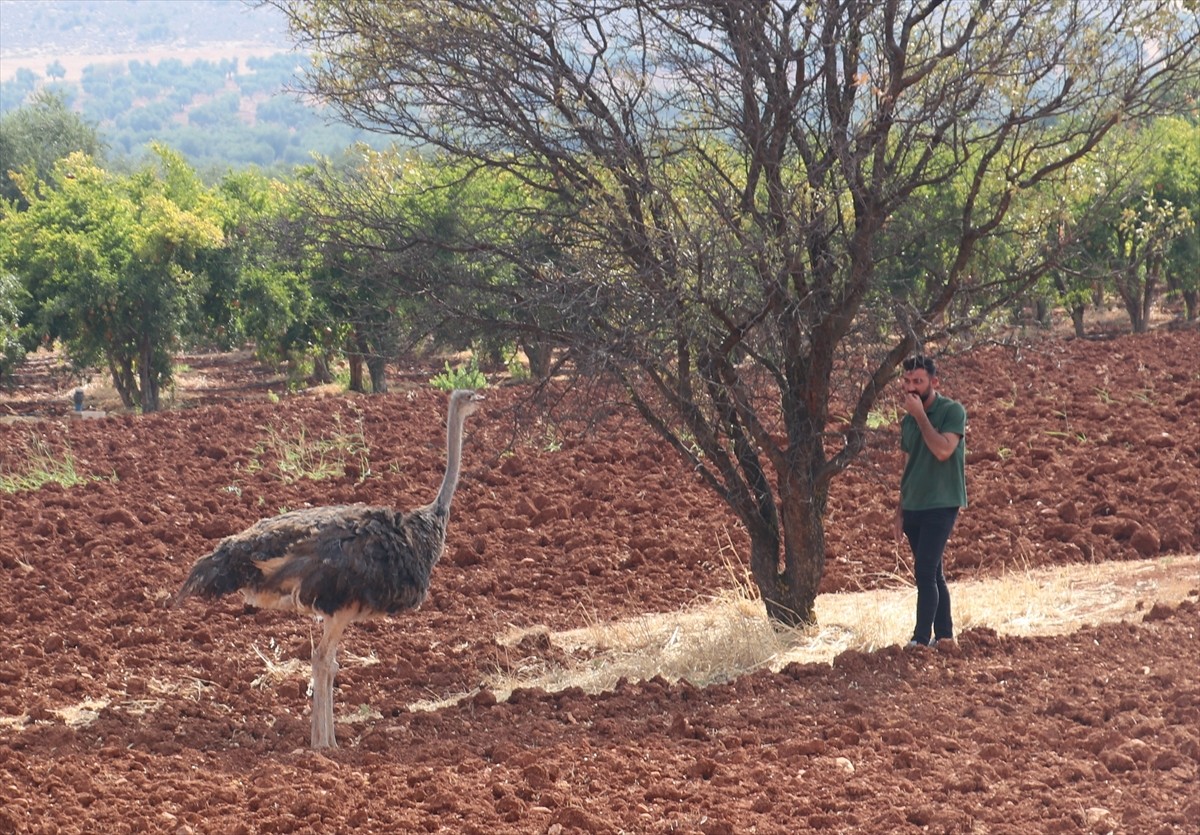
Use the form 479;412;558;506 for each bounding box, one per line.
451;388;485;420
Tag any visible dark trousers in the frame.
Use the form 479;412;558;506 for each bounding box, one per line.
902;507;960;645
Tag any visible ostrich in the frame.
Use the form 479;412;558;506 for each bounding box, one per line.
177;388;484;749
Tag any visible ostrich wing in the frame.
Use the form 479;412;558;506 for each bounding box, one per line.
179;504;446;616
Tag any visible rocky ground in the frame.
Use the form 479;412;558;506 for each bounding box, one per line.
1;327;1197;834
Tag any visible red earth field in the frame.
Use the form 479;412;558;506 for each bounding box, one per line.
1;328;1198;834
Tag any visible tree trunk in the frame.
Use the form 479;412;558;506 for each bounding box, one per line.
347;328;368;393
1184;290;1198;321
521;337;554;380
778;477;830;627
1139;262;1160;334
1035;298;1050;327
311;353;334;385
745;518;787;625
366;353;388;394
347;354;364;393
137;335;162;413
1126;303;1147;334
106;355;136;409
1070;304;1086;338
1117;268;1148;334
744;477;829;628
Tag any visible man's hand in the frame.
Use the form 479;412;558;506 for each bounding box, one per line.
894;508;905;542
901;391;925;418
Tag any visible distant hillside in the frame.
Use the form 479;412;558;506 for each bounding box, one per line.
0;0;288;57
0;0;395;176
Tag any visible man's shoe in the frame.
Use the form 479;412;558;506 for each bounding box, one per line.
904;639;929;650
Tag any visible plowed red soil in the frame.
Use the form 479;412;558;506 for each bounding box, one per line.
2;329;1198;835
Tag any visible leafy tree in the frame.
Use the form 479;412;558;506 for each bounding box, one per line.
276;0;1200;625
206;168;322;374
0;89;104;208
1;146;224;412
274;148;500;392
1052;119;1197;334
1151;117;1200;321
1110;192;1193;333
285;147;559;378
0;271;31;383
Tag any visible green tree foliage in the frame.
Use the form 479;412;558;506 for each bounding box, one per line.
0;271;31;383
1051;119;1198;333
5;52;392;176
0;69;41;114
1;146;224;412
206;168;317;366
0;90;104;207
275;0;1200;625
1110;192;1193;333
275;148;493;393
1152;117;1200;320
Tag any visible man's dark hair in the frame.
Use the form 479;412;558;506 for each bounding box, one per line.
902;354;936;376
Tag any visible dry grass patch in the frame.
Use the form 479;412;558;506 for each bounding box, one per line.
51;698;111;728
411;553;1199;712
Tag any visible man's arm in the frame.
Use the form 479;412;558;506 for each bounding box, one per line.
902;394;962;462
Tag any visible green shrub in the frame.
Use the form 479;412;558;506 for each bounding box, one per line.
430;357;486;391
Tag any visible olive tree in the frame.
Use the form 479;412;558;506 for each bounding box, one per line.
273;0;1200;624
0;89;104;209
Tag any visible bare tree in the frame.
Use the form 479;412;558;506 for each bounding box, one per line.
272;0;1199;625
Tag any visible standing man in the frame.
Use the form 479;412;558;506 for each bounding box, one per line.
894;354;967;649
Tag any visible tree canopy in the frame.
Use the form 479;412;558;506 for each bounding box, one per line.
1;146;224;411
0;89;104;208
271;0;1200;624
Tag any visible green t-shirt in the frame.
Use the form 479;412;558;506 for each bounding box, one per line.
900;394;967;511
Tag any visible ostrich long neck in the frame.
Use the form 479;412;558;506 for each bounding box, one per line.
433;401;468;516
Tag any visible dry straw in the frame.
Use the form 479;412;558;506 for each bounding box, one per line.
411;550;1198;712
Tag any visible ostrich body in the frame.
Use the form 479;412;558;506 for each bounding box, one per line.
178;389;483;748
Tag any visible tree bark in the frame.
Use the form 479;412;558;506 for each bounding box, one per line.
134;332;162;413
311;353;334;385
366;353;388;394
1070;305;1087;338
106;355;136;409
521;337;553;380
347;354;364;393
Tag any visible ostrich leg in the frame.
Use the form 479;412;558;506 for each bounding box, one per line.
311;614;350;749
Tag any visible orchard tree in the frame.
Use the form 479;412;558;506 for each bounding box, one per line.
0;90;103;208
275;150;422;393
202;168;316;361
284;147;564;378
0;271;30;382
1052;119;1197;334
2;147;223;412
1110;192;1193;333
276;148;517;392
275;0;1200;625
1152;117;1200;321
